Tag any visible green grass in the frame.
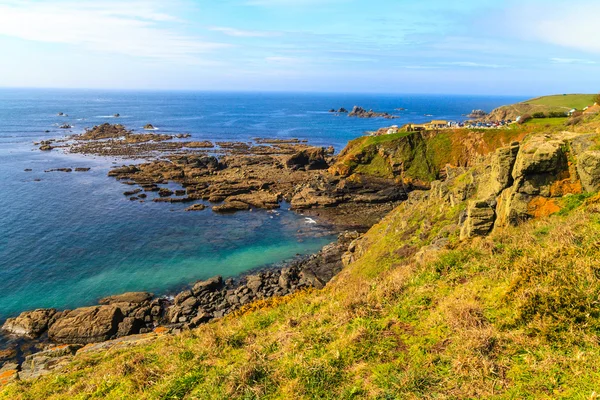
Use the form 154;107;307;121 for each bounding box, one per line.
523;94;596;110
522;117;568;127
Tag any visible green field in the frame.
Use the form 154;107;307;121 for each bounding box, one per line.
522;94;596;110
522;116;569;126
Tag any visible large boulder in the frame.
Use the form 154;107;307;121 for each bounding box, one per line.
1;309;57;339
192;276;223;296
285;147;328;170
460;200;496;239
48;305;124;344
576;151;600;192
479;143;519;199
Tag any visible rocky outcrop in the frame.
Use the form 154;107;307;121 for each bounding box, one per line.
1;309;57;339
48;305;124;344
447;131;600;238
285;147;329;170
347;106;397;119
468;109;488;119
19;345;82;380
460;200;496;240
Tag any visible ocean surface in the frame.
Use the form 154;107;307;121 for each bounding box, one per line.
0;89;526;322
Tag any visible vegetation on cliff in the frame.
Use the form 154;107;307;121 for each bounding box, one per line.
3;112;600;399
484;94;597;122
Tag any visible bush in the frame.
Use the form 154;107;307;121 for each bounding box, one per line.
518;114;532;124
566;116;583;126
548;111;567;118
532;112;547;119
593;92;600;105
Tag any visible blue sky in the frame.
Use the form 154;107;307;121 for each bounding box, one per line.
0;0;599;94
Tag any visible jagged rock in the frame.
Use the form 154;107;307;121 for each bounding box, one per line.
285;147;328;170
1;309;57;339
144;124;155;130
116;317;145;337
460;200;496;239
189;313;213;328
245;275;263;293
480;143;520;199
347;106;397;119
192;276;223;296
48;305;124;344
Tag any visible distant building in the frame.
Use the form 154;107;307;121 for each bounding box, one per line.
426;120;448;129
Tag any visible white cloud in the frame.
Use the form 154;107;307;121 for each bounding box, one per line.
510;1;600;54
440;61;506;69
208;26;280;38
550;58;596;65
245;0;345;6
0;0;229;59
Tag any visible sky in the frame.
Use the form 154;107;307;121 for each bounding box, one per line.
0;0;599;94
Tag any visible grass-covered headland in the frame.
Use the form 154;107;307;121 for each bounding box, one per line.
3;106;600;399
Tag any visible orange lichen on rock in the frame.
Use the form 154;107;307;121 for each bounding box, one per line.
549;163;583;197
0;369;17;386
153;326;169;334
528;197;562;218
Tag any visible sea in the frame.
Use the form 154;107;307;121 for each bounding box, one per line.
0;89;526;323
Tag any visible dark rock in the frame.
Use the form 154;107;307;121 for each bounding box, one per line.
192;276;223;296
124;189;142;196
185;203;207;211
285;147;328;170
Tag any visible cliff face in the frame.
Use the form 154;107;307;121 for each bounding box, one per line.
329;129;528;188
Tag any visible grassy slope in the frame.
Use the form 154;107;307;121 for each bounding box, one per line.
524;94;596;109
4;118;600;399
486;94;597;122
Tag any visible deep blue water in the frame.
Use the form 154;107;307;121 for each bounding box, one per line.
0;89;526;320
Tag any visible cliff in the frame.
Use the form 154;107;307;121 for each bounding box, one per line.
3;113;600;399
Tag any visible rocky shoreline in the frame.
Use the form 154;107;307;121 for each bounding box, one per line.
0;231;360;379
0;122;410;379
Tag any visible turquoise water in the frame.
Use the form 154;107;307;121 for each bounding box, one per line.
0;89;526;320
